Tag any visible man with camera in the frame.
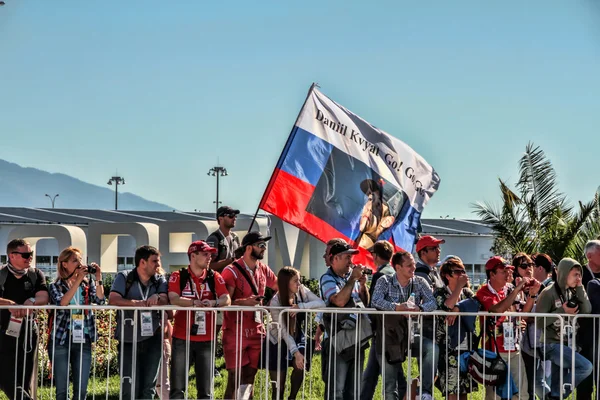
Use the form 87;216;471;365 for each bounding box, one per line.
319;241;370;400
476;256;533;400
535;257;592;400
0;239;49;400
360;240;396;400
371;250;437;400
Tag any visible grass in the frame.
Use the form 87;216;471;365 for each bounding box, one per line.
0;350;494;400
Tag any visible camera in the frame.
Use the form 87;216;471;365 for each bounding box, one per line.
362;268;373;276
566;298;579;308
86;264;97;275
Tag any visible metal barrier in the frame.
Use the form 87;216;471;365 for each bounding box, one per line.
0;305;596;400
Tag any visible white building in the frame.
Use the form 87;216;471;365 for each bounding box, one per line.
0;207;494;283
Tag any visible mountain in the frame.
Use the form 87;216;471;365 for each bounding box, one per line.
0;159;173;210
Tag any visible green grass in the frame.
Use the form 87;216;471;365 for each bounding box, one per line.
0;351;493;400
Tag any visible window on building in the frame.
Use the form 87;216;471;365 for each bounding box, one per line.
117;257;125;265
1;255;6;263
126;257;134;265
36;256;51;265
52;256;58;264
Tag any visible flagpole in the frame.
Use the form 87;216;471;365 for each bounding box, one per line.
247;82;319;233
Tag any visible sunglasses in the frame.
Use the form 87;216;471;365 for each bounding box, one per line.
12;251;34;259
425;246;440;252
518;263;535;268
225;213;237;218
254;243;267;249
451;269;466;275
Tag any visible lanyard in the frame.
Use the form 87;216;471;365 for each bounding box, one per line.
137;282;150;301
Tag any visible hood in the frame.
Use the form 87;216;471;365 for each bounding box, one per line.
556;258;582;292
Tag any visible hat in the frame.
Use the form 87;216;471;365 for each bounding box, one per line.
217;206;240;218
187;240;217;255
485;256;514;271
416;235;446;253
241;231;272;247
329;243;360;257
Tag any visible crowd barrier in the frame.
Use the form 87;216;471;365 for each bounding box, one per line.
1;306;598;400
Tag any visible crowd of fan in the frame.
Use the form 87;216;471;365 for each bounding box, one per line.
1;205;600;400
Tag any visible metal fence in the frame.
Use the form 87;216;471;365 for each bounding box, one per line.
0;305;598;400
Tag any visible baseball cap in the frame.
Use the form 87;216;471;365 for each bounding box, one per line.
187;240;217;255
329;243;360;257
416;235;446;253
485;256;514;271
241;231;272;247
217;206;240;218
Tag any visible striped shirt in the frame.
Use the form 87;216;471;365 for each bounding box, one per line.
319;268;363;306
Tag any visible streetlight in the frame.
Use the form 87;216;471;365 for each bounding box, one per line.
45;194;59;208
107;176;125;210
207;166;227;216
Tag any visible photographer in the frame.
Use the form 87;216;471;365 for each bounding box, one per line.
319;241;370;400
535;258;592;399
48;247;105;400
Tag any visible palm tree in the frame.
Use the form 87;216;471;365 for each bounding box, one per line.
472;142;599;263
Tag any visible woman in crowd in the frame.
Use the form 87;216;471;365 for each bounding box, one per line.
267;267;325;400
434;256;478;400
535;257;593;400
48;247;105;400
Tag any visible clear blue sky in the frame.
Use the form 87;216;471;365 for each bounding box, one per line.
1;1;599;218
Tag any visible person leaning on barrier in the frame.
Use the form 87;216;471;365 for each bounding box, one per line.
361;239;395;400
476;256;532;400
267;266;324;400
0;238;49;400
109;245;169;400
511;252;544;400
221;231;278;400
319;241;371;400
314;237;347;397
433;256;478;400
577;240;600;400
168;240;231;399
371;250;438;400
535;258;593;400
48;247;105;400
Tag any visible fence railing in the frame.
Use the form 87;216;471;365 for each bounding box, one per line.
0;306;597;400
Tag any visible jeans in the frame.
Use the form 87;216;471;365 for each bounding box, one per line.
170;338;214;399
360;338;381;400
380;337;438;400
119;333;163;400
0;328;38;400
544;343;593;398
48;339;92;400
324;342;365;400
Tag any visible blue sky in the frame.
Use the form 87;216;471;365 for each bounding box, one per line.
1;1;599;218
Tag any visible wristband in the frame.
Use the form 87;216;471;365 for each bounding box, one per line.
529;294;538;299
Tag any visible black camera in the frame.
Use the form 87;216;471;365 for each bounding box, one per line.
566;298;579;308
362;268;373;276
86;264;97;275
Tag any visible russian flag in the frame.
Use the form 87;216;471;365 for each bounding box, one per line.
259;85;441;266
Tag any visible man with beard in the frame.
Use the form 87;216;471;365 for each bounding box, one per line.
221;232;278;399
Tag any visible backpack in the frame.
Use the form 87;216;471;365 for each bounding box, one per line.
209;230;240;260
178;267;217;300
0;265;38;297
123;268;161;298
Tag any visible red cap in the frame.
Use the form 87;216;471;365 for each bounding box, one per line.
187;240;217;255
416;235;446;253
485;256;514;271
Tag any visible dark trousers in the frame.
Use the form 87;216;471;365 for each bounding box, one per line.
323;338;366;400
119;333;163;400
577;320;598;400
0;329;38;400
522;350;537;400
170;338;214;399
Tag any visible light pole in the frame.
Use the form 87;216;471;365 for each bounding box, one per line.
207;166;227;216
45;194;59;208
107;176;125;210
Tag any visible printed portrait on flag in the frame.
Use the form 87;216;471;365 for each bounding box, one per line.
306;145;408;250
